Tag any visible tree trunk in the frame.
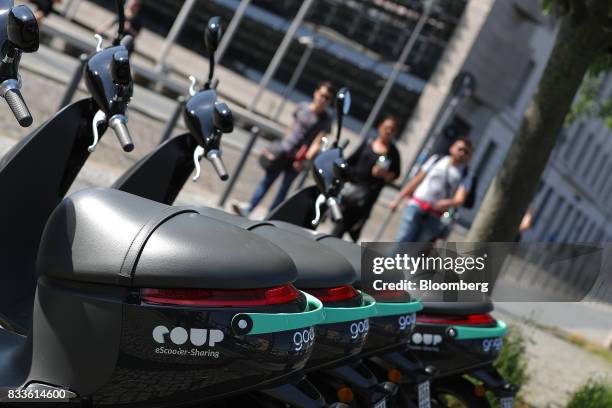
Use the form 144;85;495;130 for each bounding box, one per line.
467;0;611;243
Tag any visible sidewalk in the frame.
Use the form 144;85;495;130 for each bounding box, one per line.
495;310;612;407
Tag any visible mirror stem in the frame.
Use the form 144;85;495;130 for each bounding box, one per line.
115;0;126;45
205;54;215;90
335;114;343;147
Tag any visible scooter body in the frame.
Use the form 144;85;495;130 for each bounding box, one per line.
1;188;323;406
192;207;395;408
0;98;100;331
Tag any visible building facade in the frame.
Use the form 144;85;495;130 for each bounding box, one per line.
415;0;612;243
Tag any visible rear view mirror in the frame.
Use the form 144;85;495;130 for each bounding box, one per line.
7;5;39;53
205;16;222;53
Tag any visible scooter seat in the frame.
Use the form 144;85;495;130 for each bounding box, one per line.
37;188;297;288
268;223;497;317
197;208;356;288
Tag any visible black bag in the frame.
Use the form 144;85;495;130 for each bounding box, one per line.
258;143;289;172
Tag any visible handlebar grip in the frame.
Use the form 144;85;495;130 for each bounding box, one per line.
207;150;229;181
5;88;32;127
109;117;134;152
327;197;343;222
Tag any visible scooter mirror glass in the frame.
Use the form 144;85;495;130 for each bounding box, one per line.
7;5;39;52
338;88;351;116
205;16;222;53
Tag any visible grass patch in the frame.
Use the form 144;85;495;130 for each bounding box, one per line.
494;325;530;388
480;325;531;407
567;379;612;408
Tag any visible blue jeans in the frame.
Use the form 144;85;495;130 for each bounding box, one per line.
248;163;299;213
396;204;443;243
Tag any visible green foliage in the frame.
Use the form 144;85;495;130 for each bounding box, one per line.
542;0;612;128
541;0;565;15
494;326;529;389
483;326;530;408
566;74;612;128
567;379;612;408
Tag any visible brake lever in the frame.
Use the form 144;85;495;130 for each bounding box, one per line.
192;145;205;181
311;193;326;226
94;34;104;52
188;75;199;97
88;110;107;152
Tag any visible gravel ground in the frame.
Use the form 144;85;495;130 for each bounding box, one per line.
3;70;612;408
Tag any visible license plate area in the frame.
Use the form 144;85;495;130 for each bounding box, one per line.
418;381;431;408
374;398;386;408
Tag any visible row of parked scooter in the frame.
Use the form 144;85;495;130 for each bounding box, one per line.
0;1;517;407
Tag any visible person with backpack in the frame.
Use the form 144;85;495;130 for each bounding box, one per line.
332;115;401;241
389;137;474;243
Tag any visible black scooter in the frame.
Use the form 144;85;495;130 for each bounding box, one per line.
0;11;324;407
112;63;421;406
0;1;135;334
112;16;232;202
268;128;516;407
0;2;38;128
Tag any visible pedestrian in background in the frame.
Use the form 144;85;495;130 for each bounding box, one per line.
232;82;334;217
96;0;143;41
390;137;473;243
31;0;61;24
332;115;401;242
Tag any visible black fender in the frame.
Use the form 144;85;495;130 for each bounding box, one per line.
266;186;320;229
112;133;196;205
0;98;98;331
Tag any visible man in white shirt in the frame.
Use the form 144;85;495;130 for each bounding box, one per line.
390;137;473;243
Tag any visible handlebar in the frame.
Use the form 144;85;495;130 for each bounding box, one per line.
206;149;229;181
108;114;134;152
327;197;343;222
4;87;32;127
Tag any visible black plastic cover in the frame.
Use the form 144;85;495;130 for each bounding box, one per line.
197;207;356;288
37;188;297;288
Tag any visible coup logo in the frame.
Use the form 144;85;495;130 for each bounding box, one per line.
152;325;224;347
410;332;443;347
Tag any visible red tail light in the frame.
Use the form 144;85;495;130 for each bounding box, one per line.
307;285;359;302
141;284;300;307
417;313;495;326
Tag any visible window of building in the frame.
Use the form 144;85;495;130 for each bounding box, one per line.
538;194;564;241
590;152;608;189
533;185;552;226
563;122;585;163
582;143;601;180
573;131;593;172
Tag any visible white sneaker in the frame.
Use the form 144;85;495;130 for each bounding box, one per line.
231;200;251;217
